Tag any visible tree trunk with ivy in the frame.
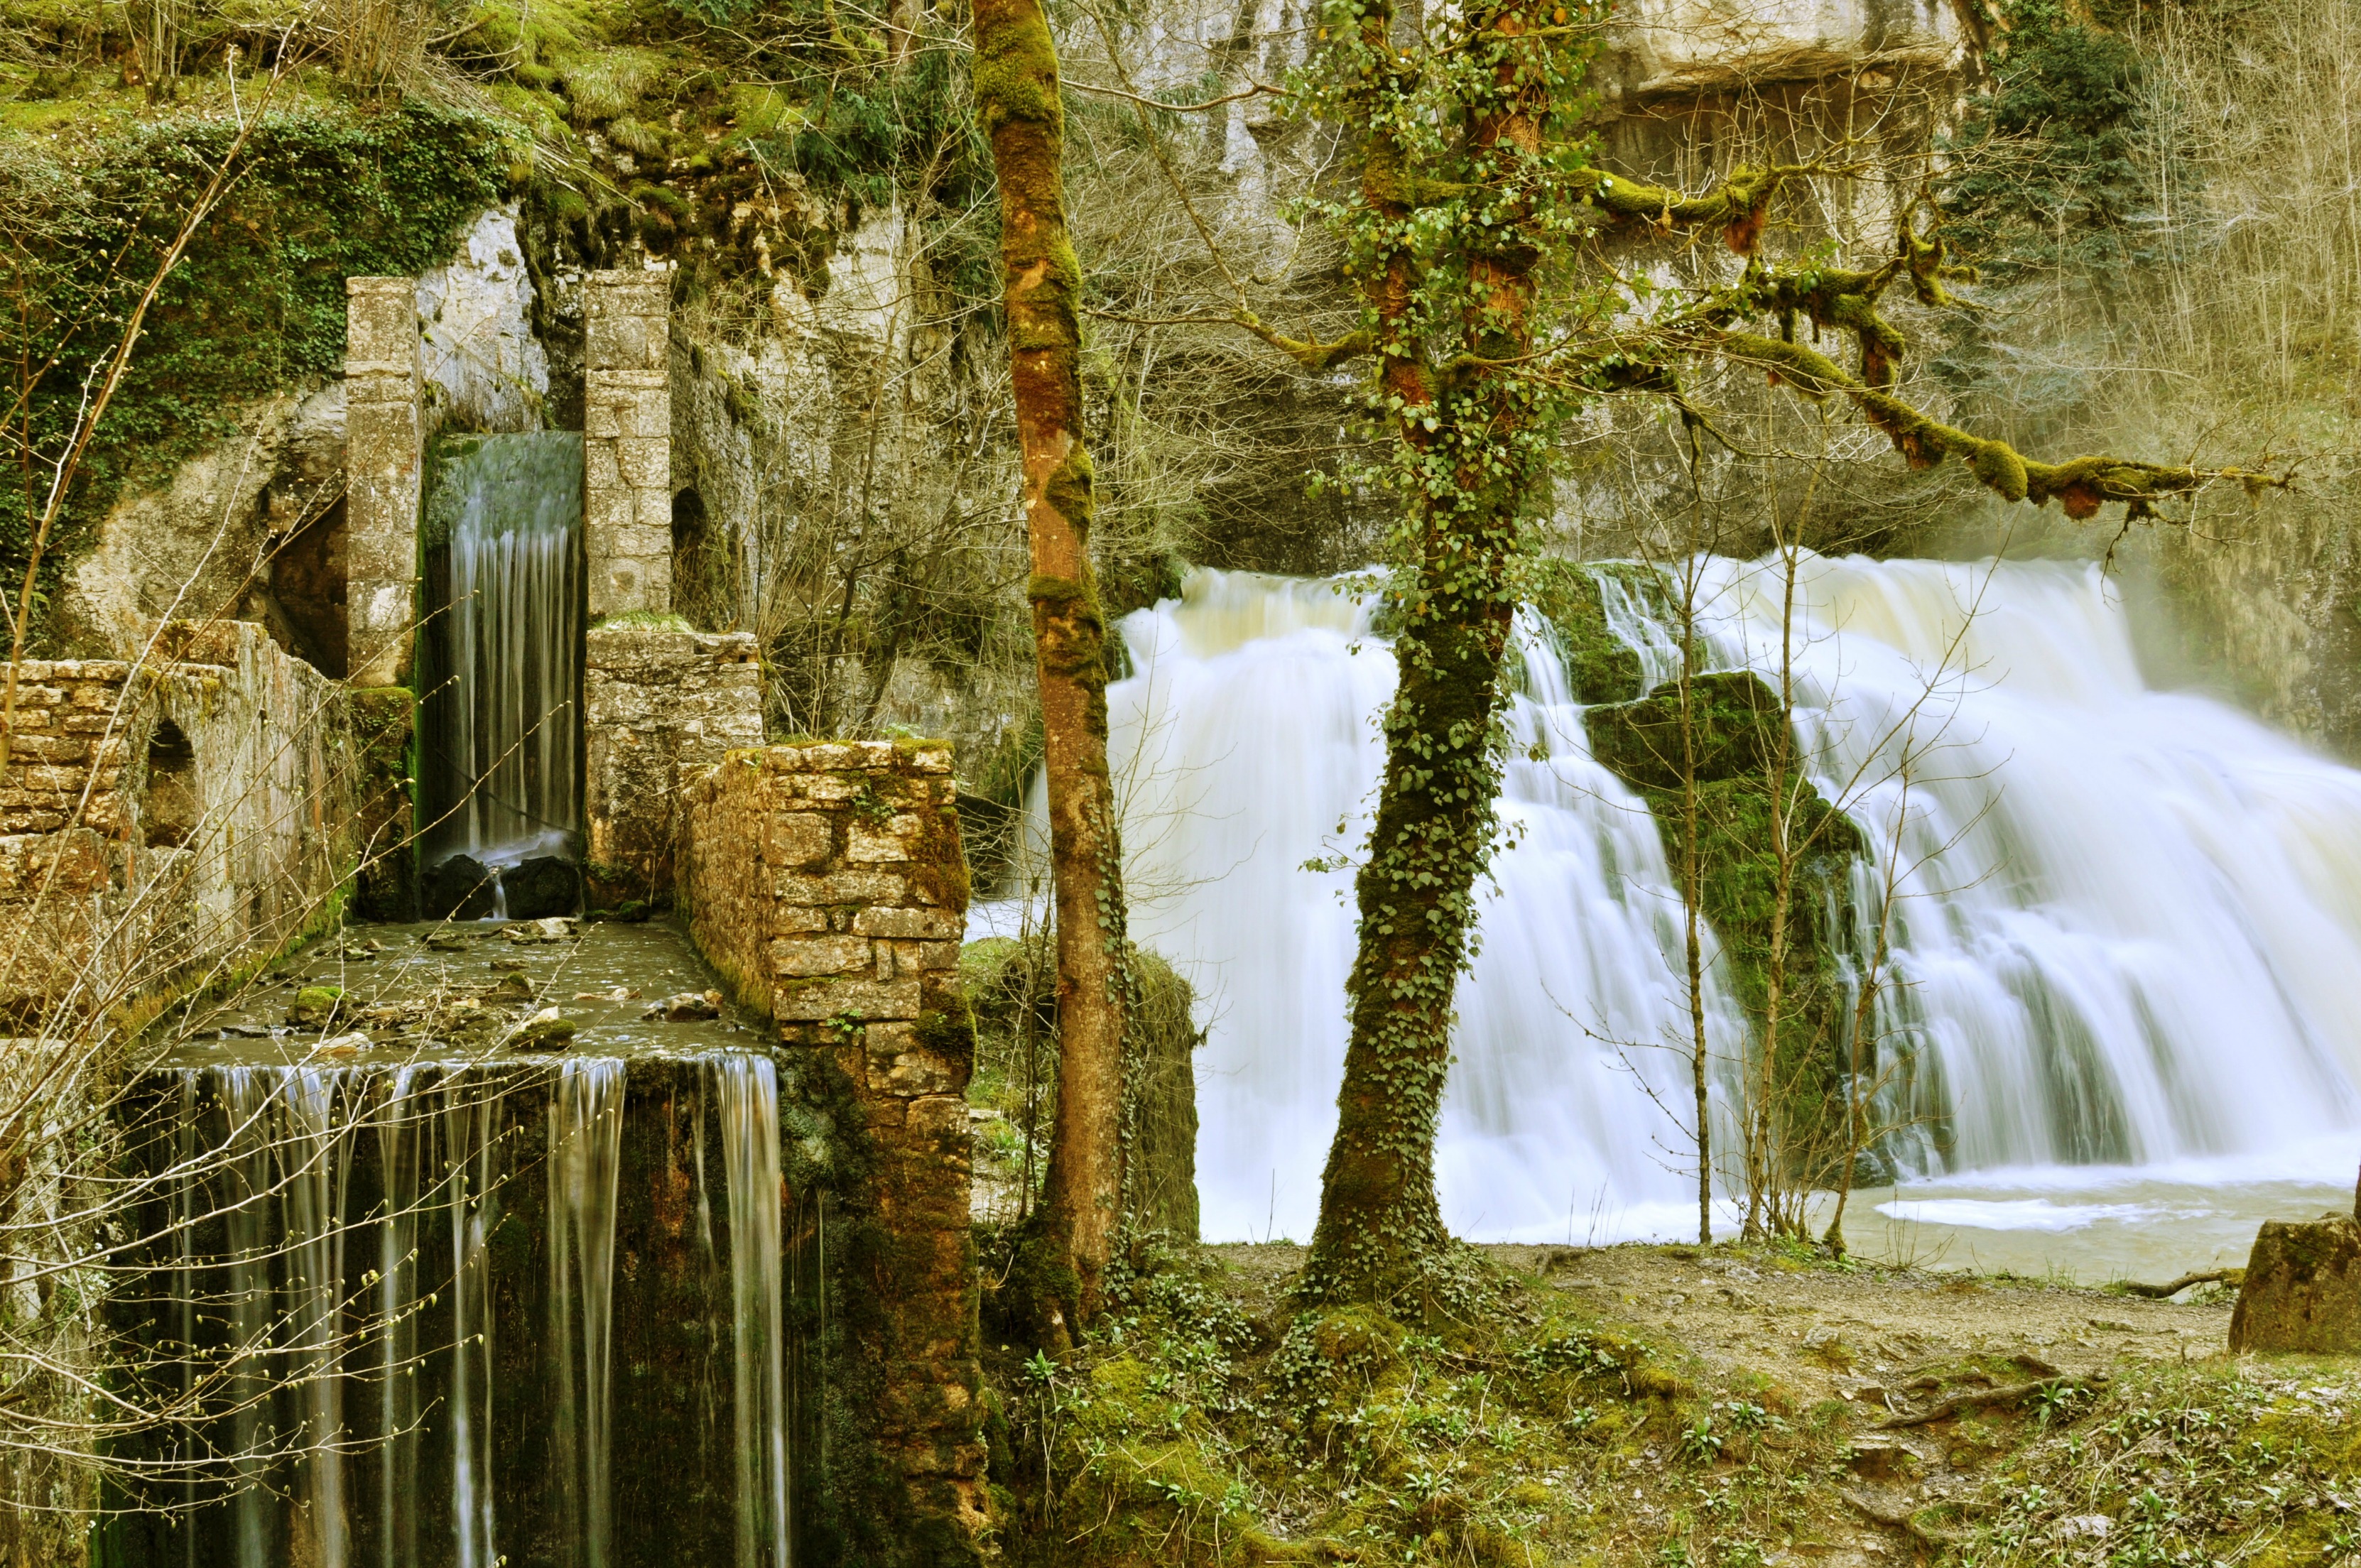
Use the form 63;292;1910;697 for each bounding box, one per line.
972;0;1131;1331
1298;0;1557;1307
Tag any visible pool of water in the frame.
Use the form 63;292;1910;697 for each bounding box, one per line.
156;918;762;1069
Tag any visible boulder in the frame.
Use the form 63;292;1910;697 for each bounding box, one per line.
287;986;344;1028
423;854;498;920
642;990;722;1022
2229;1204;2361;1354
500;855;581;920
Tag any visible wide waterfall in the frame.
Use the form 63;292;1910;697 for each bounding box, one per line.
417;432;585;876
1025;557;2361;1245
121;1050;803;1568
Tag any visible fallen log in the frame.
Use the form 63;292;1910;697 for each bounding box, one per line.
2120;1269;2240;1300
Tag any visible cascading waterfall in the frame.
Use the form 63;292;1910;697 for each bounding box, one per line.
715;1054;791;1568
1022;560;2361;1243
1680;553;2361;1177
418;432;585;873
549;1060;624;1568
143;1048;797;1567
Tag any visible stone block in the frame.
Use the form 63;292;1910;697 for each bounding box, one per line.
764;812;833;866
774;869;906;905
585;440;622;489
772;976;921;1023
847;815;923;863
769;935;872;977
2231;1214;2361;1354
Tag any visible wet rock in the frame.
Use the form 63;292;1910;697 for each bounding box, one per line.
2230;1211;2361;1354
288;986;344;1027
216;1022;272;1039
502;916;580;944
500;855;581;920
642;990;722;1021
487;956;528;971
435;997;499;1041
423;930;472;951
423;854;499;920
309;1031;371;1057
509;1006;577;1050
484;971;537;1002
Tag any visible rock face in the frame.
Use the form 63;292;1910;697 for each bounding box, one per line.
421;854;498;922
2230;1210;2361;1354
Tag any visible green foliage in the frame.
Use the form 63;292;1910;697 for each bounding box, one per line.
1940;2;2146;282
1;102;506;638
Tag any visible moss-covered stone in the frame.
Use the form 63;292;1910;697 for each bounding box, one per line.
1524;558;1646;704
1585;671;1787;792
2230;1215;2361;1354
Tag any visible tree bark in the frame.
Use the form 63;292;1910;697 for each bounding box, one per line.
972;0;1131;1326
1300;2;1546;1305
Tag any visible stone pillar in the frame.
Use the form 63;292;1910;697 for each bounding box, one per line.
584;271;673;619
344;276;422;688
582;624;764;913
678;740;984;1555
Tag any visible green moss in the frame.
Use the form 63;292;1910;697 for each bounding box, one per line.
1524;557;1646;704
1585;673;1786;793
4;102;506;646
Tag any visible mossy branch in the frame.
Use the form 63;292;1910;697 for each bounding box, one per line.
1234;310;1375;371
1573;163;1812;254
1713;330;2287;518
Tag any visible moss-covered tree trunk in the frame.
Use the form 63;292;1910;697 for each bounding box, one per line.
972;0;1131;1328
1300;3;1546;1305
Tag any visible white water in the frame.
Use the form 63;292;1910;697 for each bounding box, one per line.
170;1049;796;1564
421;433;584;871
997;557;2361;1246
549;1060;624;1568
716;1054;791;1568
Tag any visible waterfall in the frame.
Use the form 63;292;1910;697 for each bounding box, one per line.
418;432;585;871
1037;560;2361;1243
148;1050;798;1565
1677;552;2361;1177
549;1060;624;1568
715;1054;791;1568
376;1068;422;1568
442;1074;504;1568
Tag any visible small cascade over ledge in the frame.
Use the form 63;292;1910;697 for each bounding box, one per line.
118;1046;811;1568
417;432;586;919
1012;559;2361;1243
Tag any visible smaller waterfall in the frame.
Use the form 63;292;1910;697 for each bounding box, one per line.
141;1049;800;1567
716;1055;791;1568
418;432;585;872
443;1077;505;1568
550;1060;625;1568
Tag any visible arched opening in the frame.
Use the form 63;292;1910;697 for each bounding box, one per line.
671;486;731;631
142;719;199;849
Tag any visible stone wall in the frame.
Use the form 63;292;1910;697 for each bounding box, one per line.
585;270;674;618
582;626;764;912
345;276;424;688
0;624;362;1023
678;740;984;1564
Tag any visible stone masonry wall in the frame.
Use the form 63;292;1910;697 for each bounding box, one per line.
583;625;764;912
678;740;984;1564
344;276;423;688
585;271;673;618
1;624;359;1023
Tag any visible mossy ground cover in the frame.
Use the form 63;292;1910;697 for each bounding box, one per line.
975;1238;2345;1567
